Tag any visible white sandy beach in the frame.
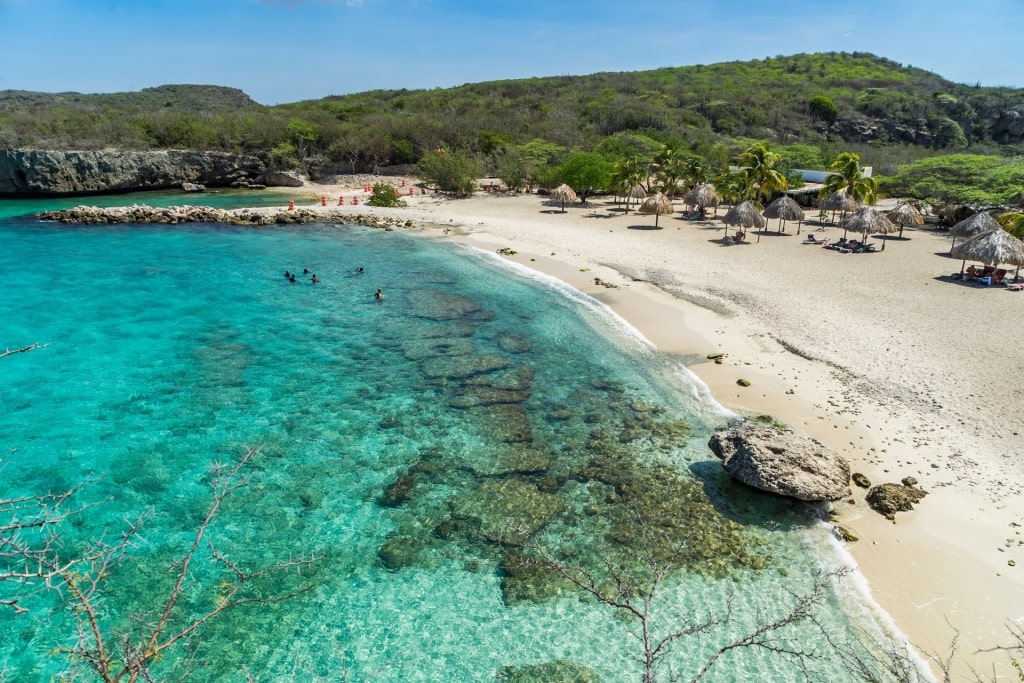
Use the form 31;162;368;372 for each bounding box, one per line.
286;177;1024;679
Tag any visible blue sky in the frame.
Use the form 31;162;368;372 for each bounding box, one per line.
0;0;1019;104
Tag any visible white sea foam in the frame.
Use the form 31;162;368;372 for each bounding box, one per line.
460;243;737;420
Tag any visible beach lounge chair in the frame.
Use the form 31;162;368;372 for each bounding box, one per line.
802;234;821;245
1007;282;1024;291
827;238;848;251
837;240;862;254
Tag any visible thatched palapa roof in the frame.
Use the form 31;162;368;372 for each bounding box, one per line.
722;200;765;238
762;195;805;236
819;191;859;213
838;207;897;249
684;183;719;208
638;192;674;227
949;211;1001;239
839;207;897;236
549;183;577;212
949;211;1002;253
951;228;1024;267
887;202;924;239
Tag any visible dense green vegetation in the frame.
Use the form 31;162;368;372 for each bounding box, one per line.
2;52;1023;206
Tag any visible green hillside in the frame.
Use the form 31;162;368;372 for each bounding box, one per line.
1;52;1023;176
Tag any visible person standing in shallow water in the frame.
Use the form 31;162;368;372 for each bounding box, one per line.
375;288;383;300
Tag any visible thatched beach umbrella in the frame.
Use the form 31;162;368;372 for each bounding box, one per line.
819;191;859;225
638;192;674;228
549;183;578;213
950;228;1024;279
721;200;765;240
949;211;1001;253
762;195;806;236
684;183;720;216
626;184;647;212
839;207;898;250
887;202;923;239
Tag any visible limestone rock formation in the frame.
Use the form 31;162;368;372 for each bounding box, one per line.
866;481;928;520
0;149;266;195
708;424;851;501
262;169;305;188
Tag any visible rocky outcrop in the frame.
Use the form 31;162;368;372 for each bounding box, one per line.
36;204;412;230
262;169;305;188
829;115;934;146
991;108;1024;142
0;149;268;196
866;480;928;520
708;424;851;502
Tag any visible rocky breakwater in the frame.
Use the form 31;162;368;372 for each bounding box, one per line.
0;149;268;196
37;204;412;229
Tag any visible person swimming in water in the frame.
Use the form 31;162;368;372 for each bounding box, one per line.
375;288;383;300
356;267;364;274
311;274;319;283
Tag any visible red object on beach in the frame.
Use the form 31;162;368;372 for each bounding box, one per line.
353;196;359;205
321;196;327;206
421;188;426;195
288;200;295;211
338;196;345;205
364;184;371;192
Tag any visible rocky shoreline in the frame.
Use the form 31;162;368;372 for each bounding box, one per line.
37;204;413;229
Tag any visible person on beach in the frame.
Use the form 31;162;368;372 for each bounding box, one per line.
375;288;383;300
311;274;319;283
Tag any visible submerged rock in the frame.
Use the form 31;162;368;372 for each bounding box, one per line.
454;478;562;543
708;424;851;501
866;482;928;520
421;354;510;380
406;291;485;321
400;336;474;361
497;333;533;354
498;658;601;682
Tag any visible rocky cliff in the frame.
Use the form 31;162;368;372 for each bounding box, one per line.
0;149;268;196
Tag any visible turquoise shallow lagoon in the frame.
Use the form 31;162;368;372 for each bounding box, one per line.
0;199;901;681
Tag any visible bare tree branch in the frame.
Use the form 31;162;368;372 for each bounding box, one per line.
524;516;849;683
2;446;322;682
0;342;52;359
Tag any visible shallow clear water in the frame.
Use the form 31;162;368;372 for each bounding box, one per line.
0;212;898;681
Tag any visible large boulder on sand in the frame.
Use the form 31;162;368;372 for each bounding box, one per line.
866;481;928;520
708;424;851;501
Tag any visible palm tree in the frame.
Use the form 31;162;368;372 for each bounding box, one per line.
653;143;688;196
682;156;714;191
998;212;1024;240
715;169;753;207
820;152;878;205
738;142;788;204
610;156;648;211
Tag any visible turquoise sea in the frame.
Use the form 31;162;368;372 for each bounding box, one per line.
0;192;908;681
